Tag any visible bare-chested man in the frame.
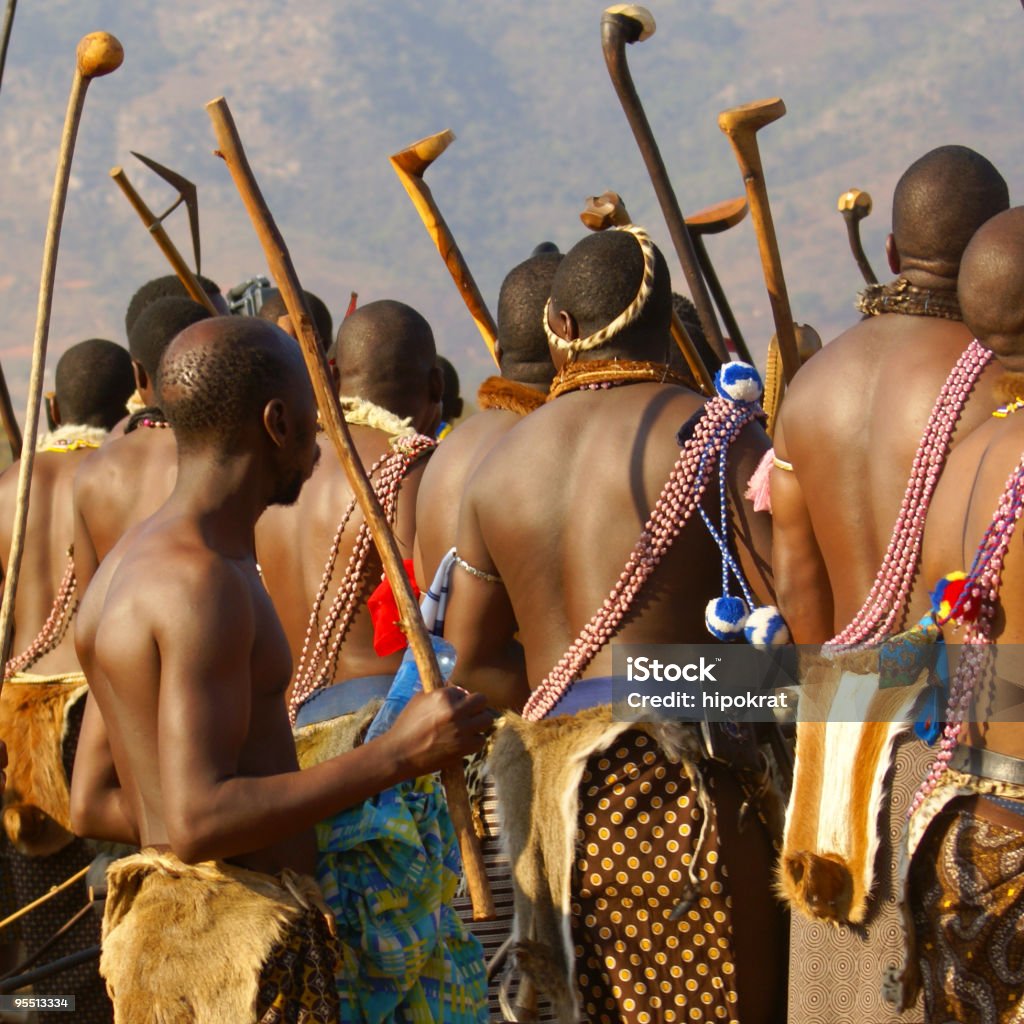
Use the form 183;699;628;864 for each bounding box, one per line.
0;339;133;678
73;296;211;589
907;206;1024;1023
414;251;559;586
0;338;133;1018
255;302;488;1020
773;145;1008;641
773;146;1008;1024
70;317;489;1021
256;298;442;712
444;226;784;1023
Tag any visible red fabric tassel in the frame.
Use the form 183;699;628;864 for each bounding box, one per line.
367;560;420;656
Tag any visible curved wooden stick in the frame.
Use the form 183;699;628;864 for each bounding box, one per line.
0;32;123;689
837;188;877;285
390;131;498;367
206;97;494;921
580;191;714;395
110;166;219;314
601;6;728;366
717;98;801;385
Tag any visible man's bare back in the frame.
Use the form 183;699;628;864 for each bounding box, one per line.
775;314;1000;638
0;447;97;674
446;382;772;705
256;425;428;686
73;428;177;590
414;408;520;586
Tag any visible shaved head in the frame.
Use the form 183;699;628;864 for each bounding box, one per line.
892;146;1008;278
497;253;560;385
332;300;440;425
959;207;1024;369
159;316;312;455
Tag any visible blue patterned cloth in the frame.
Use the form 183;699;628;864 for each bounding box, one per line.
316;770;487;1023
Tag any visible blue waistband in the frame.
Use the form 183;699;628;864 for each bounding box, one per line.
542;676;614;719
294;675;394;729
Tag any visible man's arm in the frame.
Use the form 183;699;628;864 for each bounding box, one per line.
70;695;139;845
156;561;490;864
770;416;834;643
443;486;529;711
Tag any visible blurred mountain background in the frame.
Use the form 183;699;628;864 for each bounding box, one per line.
0;0;1022;417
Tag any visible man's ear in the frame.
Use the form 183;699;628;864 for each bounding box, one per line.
132;360;148;394
262;397;289;449
558;309;579;342
885;233;900;275
47;393;61;427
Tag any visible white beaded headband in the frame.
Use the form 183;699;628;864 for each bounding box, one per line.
543;224;656;354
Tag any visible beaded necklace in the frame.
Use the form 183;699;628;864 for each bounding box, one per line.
546;358;695;400
287;432;435;723
521;392;761;721
5;550;77;679
830;340;992;647
856;277;961;322
908;452;1024;815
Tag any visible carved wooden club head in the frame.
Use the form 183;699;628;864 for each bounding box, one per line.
76;32;123;79
389;129;456;178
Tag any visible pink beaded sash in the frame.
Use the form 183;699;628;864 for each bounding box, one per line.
288;435;436;724
521;396;762;722
830;340;992;647
5;552;78;680
909;451;1024;814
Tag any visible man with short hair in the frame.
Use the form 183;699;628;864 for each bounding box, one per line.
773;145;1009;1024
0;336;133;1021
70;317;490;1021
415;251;560;585
123;272;227;334
256;301;488;1022
73;296;212;589
444;226;784;1023
908;206;1024;1023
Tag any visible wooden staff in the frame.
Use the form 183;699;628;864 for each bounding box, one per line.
0;0;16;105
717;98;801;386
0;32;123;688
685;196;754;363
110;166;219;315
601;5;729;366
206;96;494;920
580;191;714;395
838;188;877;285
390;130;499;367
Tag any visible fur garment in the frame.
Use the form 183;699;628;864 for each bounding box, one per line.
487;706;706;1023
0;673;87;855
476;377;547;416
779;647;930;925
101;850;331;1024
292;699;382;769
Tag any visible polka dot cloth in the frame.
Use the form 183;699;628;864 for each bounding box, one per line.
570;730;740;1024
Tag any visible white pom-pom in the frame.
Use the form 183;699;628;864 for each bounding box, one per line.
705;596;748;640
714;362;763;404
744;605;790;646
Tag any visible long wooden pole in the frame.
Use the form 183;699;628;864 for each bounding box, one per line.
0;0;16;105
389;130;499;367
0;33;123;689
109;166;219;315
601;6;729;366
717;98;801;386
205;96;494;920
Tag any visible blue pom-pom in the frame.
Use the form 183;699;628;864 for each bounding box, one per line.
714;362;763;404
706;596;748;640
743;605;790;646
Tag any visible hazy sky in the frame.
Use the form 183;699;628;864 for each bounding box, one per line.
0;1;1022;410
